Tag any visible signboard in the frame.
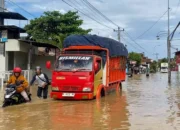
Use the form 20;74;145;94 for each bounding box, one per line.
59;56;91;60
0;30;8;42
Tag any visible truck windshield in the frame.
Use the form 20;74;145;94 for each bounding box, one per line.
161;67;167;69
56;56;93;71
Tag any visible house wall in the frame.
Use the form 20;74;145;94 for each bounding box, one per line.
5;39;38;54
5;39;20;51
14;52;28;70
175;54;180;71
0;55;5;71
32;55;55;79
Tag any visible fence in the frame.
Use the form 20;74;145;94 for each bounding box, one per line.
0;70;30;88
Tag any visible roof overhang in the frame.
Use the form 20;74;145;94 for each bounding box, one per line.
0;25;26;33
18;39;59;49
175;51;180;55
0;12;27;20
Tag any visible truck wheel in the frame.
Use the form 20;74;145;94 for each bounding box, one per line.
116;83;122;96
117;83;122;92
96;85;105;99
101;88;105;97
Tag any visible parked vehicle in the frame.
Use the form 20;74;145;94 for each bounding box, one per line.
161;63;168;73
2;81;31;107
46;35;128;100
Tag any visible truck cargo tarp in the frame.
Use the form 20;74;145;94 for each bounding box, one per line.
63;35;128;57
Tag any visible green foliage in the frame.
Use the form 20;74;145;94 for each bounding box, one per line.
150;61;157;73
161;58;168;62
128;52;142;65
170;59;176;69
24;11;91;48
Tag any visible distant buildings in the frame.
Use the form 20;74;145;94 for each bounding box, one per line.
175;51;180;71
128;52;153;74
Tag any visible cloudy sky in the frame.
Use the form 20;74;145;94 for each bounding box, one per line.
4;0;180;59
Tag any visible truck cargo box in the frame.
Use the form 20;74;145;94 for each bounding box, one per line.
63;35;128;57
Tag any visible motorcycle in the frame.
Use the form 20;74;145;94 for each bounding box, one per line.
2;80;31;108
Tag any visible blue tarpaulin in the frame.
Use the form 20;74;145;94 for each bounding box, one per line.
63;35;128;57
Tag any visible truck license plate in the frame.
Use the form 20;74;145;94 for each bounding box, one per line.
62;93;75;97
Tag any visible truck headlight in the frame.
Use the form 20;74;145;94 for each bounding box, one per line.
83;87;91;92
52;87;59;91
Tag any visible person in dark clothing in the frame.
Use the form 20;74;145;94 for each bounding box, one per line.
30;66;50;99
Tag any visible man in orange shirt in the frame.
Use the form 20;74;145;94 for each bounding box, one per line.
7;67;30;102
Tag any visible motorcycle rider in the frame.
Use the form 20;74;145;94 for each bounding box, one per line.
7;67;30;102
30;66;50;99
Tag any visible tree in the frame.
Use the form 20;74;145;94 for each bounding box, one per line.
128;52;142;65
25;11;91;48
150;61;157;73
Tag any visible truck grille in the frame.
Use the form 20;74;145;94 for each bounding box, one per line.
61;86;80;91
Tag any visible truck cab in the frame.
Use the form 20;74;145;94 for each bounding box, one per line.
46;54;103;100
161;63;168;73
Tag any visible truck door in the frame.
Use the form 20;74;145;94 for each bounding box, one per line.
94;58;103;96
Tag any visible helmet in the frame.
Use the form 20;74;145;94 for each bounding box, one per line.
13;67;22;73
35;66;41;71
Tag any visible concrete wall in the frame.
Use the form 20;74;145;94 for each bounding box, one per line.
0;55;5;71
5;39;20;51
5;40;38;54
14;52;28;70
32;55;55;79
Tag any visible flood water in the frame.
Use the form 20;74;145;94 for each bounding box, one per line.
1;72;180;130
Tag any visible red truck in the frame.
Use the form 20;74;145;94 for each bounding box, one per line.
46;35;128;100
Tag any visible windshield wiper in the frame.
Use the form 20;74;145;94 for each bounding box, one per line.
75;68;91;71
56;68;72;71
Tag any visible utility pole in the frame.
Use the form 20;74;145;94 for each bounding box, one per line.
114;27;124;43
0;0;5;25
155;53;159;61
0;0;4;11
167;0;171;83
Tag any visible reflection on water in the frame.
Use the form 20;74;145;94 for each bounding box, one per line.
1;72;180;129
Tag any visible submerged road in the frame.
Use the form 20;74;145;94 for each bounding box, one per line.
1;72;180;130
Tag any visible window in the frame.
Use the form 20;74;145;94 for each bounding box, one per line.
95;59;102;73
56;56;93;71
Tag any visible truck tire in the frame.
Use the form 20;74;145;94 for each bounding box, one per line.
96;85;105;99
116;83;122;96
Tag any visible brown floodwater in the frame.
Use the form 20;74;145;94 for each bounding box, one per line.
1;72;180;130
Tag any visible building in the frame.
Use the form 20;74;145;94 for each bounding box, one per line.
175;51;180;71
0;12;59;86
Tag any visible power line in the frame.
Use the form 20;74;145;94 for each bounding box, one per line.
135;10;168;40
80;0;110;26
69;0;116;30
70;0;103;25
124;31;150;54
6;0;36;18
82;0;119;27
121;35;142;52
62;0;114;30
174;0;180;16
0;6;8;11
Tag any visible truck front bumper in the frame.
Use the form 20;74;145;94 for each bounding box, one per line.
50;91;94;100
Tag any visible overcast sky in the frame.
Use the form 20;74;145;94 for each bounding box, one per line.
4;0;180;59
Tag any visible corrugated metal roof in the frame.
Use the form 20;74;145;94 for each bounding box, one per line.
0;25;26;33
18;39;59;49
0;12;27;20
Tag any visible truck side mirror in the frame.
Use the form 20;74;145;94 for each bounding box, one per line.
94;62;99;72
46;61;51;69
